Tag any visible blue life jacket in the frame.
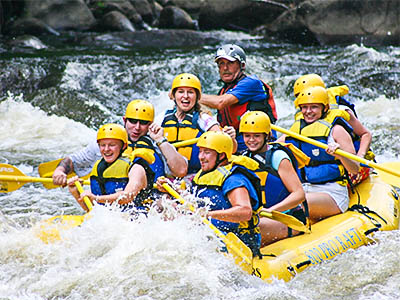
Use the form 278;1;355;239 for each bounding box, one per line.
243;143;301;208
288;110;354;186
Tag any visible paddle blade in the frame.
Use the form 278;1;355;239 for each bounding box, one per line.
0;180;26;193
377;162;400;188
162;183;253;274
35;214;88;243
260;211;311;233
0;163;27;193
225;232;253;274
38;158;63;189
38;158;90;189
201;217;253;274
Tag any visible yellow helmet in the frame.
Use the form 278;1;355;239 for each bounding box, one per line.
239;111;271;134
171;73;202;97
293;74;326;97
97;123;128;147
295;86;329;107
125;99;154;121
197;131;233;160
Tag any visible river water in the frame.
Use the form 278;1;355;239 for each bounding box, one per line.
1;31;400;299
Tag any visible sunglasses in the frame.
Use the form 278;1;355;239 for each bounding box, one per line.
126;118;150;125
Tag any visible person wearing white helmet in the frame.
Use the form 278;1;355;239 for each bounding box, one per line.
199;44;278;152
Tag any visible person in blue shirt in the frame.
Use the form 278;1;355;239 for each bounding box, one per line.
191;131;263;256
199;44;278;152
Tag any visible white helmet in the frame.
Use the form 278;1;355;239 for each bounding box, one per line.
215;44;246;65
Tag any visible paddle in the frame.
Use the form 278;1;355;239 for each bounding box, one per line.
271;124;400;188
37;138;200;189
260;210;310;233
38;158;91;190
171;138;199;148
0;163;90;193
161;183;253;274
37;181;92;243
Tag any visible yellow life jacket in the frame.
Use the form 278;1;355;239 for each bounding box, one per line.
124;135;165;180
327;85;349;109
161;109;203;173
90;157;131;195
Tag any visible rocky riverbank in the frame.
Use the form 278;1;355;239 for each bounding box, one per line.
1;0;399;51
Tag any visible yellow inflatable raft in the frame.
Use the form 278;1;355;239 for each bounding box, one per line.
251;173;399;282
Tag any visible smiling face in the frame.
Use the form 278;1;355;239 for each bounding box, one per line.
123;117;151;141
243;133;267;153
98;138;124;164
216;58;242;83
300;103;325;123
173;86;197;113
198;147;219;172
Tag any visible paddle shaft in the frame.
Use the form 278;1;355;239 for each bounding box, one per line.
0;174;90;185
74;181;93;211
172;138;199;148
271;124;400;178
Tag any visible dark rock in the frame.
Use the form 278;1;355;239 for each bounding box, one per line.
77;29;220;49
24;0;96;31
0;2;3;34
254;6;319;44
298;0;400;45
159;6;196;30
130;0;154;24
100;11;135;32
156;0;170;6
152;1;163;23
89;0;143;25
262;0;400;46
5;18;60;36
198;0;286;31
168;0;206;14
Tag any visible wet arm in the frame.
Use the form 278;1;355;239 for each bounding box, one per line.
331;125;360;174
157;141;188;177
207;187;252;222
347;110;372;157
200;93;238;110
94;164;147;206
52;157;74;185
148;123;188;177
265;159;305;212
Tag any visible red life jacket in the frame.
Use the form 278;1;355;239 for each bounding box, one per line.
217;74;277;130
